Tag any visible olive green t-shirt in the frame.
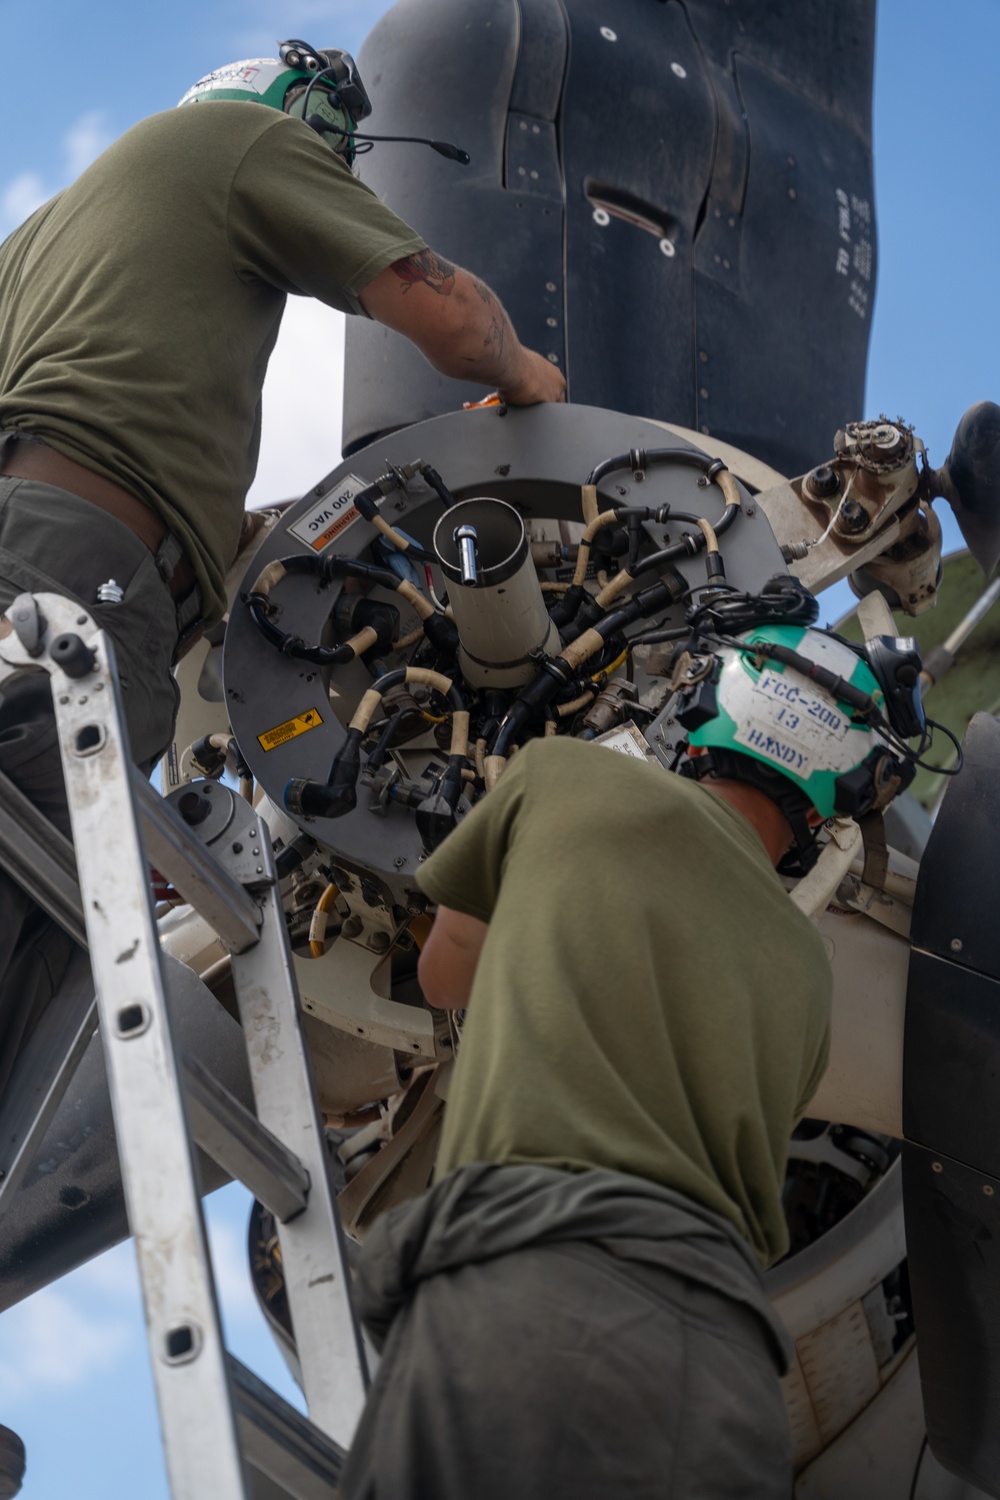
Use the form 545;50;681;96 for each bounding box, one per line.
0;105;426;623
417;738;831;1266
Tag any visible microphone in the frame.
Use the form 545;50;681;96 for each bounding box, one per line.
354;132;470;164
305;116;470;164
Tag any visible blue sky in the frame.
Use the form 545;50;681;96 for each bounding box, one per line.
0;1;997;1496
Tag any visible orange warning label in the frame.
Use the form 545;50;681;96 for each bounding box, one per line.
257;708;323;752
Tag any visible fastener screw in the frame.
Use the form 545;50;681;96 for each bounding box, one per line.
840;498;868;534
951;938;963;952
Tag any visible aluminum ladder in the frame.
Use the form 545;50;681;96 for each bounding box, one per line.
0;592;368;1498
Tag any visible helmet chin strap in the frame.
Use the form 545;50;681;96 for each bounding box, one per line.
679;746;821;872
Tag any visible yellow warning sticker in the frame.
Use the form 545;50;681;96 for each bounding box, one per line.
257;708;324;752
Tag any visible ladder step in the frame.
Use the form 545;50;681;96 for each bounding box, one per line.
184;1054;310;1223
132;771;262;953
229;1355;345;1499
0;768;86;947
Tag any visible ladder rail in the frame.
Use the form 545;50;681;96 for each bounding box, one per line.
44;608;251;1500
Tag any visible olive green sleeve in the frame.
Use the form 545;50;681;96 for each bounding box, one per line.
228;115;427;313
415;748;536;923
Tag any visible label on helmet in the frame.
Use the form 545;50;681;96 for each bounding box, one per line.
287;474;366;552
732;668;857;776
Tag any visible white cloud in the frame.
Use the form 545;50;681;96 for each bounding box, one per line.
248;293;346;509
0;110;115;237
65;110;114;179
0;1284;133;1402
1;171;47;232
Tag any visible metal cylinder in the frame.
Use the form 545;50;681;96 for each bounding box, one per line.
432;498;560;688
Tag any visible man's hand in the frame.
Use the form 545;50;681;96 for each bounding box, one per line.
418;905;489;1010
360;251;565;405
499;349;566;406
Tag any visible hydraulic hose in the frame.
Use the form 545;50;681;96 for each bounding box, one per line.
488;578;676;774
246;552;458;665
285;667;466;820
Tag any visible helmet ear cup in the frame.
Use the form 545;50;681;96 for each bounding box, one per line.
863;635;925;739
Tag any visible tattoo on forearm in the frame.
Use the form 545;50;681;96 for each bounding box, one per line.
391;250;457;295
484;314;506;361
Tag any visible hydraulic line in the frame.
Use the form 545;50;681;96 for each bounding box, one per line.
308;882;341;958
554;453;742;639
487;578;676;777
285;667;467;822
246;552;458;665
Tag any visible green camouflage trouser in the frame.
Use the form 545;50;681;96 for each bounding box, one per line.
0;465;181;1095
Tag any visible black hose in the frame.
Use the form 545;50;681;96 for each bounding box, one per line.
585;446;723;487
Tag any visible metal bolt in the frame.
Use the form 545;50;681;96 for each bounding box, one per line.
546;281;557;292
342;915;363;939
671;62;687;78
370;932;390;953
951;937;963;952
76;616;87;626
547;353;559;363
985;1185;996;1197
546;316;558;327
252;848;260;857
77;695;88;705
808;464;840;498
256;866;263;874
59;695;69;705
699;387;709;400
394;856;406;868
249;828;257;838
699;350;709;364
788;187;797;200
745;504;756;518
932;1161;943;1173
232;842;243;854
722;258;731;270
519;120;527;131
840;499;868;533
94;681;103;691
659;238;675;258
600;26;617;41
593;208;610;227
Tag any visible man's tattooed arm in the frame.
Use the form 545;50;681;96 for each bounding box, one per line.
360;249;565;404
391;250;457;295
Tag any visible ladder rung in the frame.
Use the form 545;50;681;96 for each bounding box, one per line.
230;1354;345;1499
132;771;262;953
184;1054;310;1223
0;769;86;946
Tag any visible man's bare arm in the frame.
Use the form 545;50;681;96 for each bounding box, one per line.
417;905;489;1010
359;251;566;405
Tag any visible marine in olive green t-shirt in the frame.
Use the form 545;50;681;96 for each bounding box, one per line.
0;104;426;624
416;737;832;1266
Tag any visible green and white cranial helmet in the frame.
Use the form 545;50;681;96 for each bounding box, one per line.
177;41;370;164
677;622;916;828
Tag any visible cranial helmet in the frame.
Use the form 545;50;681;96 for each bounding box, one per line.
675;621;923;864
177;40;372;165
